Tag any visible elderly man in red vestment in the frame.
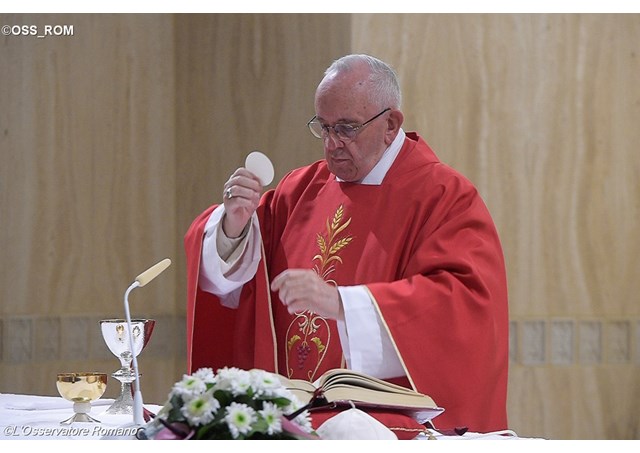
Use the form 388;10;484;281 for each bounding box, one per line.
184;54;509;434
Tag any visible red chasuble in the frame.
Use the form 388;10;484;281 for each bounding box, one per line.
184;132;509;433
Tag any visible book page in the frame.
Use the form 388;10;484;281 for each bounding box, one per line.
317;369;426;396
276;369;444;424
276;374;316;403
322;384;436;408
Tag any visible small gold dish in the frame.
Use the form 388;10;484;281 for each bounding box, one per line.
56;372;108;425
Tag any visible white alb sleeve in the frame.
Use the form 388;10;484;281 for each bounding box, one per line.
199;205;262;307
336;285;406;380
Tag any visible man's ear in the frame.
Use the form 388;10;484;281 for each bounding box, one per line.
384;109;404;145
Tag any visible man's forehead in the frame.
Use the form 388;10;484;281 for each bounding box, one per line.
314;96;370;124
315;83;372;121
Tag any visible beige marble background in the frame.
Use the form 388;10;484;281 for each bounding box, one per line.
0;13;638;439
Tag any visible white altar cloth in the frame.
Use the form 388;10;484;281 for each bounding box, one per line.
0;393;528;441
0;393;162;440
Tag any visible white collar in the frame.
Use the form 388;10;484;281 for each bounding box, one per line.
351;128;406;185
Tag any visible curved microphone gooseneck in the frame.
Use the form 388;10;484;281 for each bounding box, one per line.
123;258;171;425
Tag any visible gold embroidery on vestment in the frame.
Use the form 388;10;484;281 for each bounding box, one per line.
313;204;353;284
285;204;353;380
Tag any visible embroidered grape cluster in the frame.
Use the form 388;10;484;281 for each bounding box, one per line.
296;344;311;369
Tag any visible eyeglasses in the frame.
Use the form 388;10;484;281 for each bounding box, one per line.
307;108;391;142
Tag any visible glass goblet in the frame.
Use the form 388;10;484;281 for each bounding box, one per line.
100;318;155;415
56;372;108;424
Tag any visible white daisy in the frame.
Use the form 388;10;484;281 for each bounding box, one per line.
171;373;207;399
180;390;220;426
224;402;257;438
292;410;313;433
216;367;252;396
214;367;240;390
249;369;282;398
192;367;216;384
258;402;283;435
285;400;313;433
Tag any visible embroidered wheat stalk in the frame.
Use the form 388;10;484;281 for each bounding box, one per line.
313;204;353;282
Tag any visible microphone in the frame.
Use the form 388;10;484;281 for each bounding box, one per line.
123;258;171;425
135;258;172;287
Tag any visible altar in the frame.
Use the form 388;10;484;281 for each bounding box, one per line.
0;393;526;441
0;393;160;440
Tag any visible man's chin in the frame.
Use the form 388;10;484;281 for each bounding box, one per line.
328;164;358;182
331;171;359;182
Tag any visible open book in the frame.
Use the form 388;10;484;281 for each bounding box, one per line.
277;368;444;424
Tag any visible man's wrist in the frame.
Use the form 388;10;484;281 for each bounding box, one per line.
336;287;345;322
222;214;249;239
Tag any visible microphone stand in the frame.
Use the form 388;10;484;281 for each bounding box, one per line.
124;281;145;426
117;258;171;428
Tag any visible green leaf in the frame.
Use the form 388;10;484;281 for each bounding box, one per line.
271;396;293;408
234;393;257;406
251;418;269;434
167;395;184;421
213;389;233;406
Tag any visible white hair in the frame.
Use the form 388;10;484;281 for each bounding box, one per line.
324;54;402;110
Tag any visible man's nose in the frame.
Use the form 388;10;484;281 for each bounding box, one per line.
323;130;343;149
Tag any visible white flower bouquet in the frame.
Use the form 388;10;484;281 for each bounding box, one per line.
139;367;317;440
